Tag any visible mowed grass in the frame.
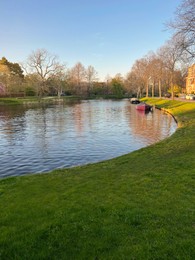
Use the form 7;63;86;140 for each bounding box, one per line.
0;99;195;259
0;97;56;105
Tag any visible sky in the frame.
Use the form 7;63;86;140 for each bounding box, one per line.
0;0;181;81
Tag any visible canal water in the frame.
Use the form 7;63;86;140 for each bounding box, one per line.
0;99;177;178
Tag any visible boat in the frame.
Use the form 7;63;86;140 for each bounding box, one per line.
136;102;153;111
130;97;140;104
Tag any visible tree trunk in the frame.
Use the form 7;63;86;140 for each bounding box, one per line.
152;80;155;97
158;79;162;98
171;73;174;100
146;80;149;97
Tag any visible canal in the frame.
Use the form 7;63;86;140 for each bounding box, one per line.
0;99;177;178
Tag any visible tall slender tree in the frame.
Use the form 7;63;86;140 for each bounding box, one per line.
158;35;183;99
69;62;86;95
85;65;98;96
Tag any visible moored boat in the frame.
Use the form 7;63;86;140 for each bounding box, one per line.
130;97;140;104
136;102;153;111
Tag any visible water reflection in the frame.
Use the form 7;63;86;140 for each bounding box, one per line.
0;99;177;178
0;106;27;146
126;105;175;145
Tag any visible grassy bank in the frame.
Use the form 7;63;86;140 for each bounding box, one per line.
0;97;44;105
0;96;82;105
0;99;195;259
0;95;126;105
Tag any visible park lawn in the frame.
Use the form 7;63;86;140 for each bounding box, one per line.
0;97;57;105
0;97;25;105
0;99;195;259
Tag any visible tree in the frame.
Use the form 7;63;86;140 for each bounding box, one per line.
110;74;124;98
144;52;158;98
24;49;65;96
125;71;141;97
85;65;98;96
69;62;86;95
158;35;183;99
0;57;24;78
130;58;150;97
0;57;24;95
167;0;195;60
145;52;166;98
24;73;42;96
48;70;68;98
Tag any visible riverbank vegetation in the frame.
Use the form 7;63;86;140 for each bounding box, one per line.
0;99;194;259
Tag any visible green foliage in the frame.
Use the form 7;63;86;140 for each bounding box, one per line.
25;87;36;96
111;78;124;98
0;57;24;78
0;99;195;259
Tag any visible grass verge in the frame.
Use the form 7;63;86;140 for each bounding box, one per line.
0;96;77;105
0;98;195;259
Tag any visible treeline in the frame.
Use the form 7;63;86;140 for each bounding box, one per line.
0;0;194;98
126;0;195;98
0;53;127;99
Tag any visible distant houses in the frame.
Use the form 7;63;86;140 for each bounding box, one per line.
186;64;195;94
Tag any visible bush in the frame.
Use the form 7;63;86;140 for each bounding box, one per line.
25;87;36;96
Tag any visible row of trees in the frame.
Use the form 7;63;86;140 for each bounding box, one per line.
125;37;186;98
0;0;194;98
125;0;195;98
0;52;126;98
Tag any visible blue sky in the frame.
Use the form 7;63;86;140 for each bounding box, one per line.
1;0;181;80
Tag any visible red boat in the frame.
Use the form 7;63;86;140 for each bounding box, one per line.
136;103;153;111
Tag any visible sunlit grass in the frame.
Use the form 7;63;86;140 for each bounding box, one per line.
0;96;83;106
0;99;195;259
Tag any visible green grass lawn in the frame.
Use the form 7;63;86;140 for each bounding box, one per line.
0;99;195;259
0;97;58;105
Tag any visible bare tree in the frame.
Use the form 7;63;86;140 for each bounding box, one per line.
25;49;65;96
167;0;195;60
158;35;183;99
144;52;157;98
125;71;138;97
127;63;145;98
146;52;166;98
85;65;98;96
131;58;151;97
69;62;86;95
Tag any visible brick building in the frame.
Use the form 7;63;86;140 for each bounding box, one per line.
186;64;195;94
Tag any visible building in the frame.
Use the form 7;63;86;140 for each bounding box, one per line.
186;64;195;94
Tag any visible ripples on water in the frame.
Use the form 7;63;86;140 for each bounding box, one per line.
0;99;177;178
